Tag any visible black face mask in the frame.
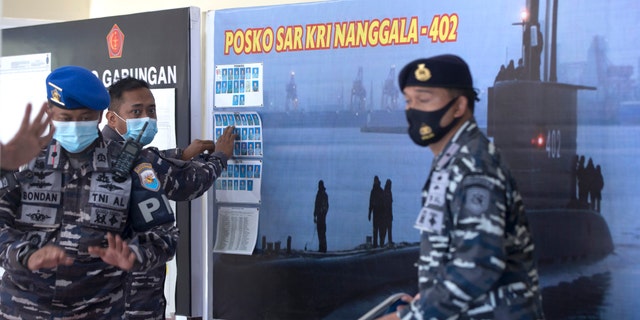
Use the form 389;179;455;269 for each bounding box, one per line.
406;96;460;147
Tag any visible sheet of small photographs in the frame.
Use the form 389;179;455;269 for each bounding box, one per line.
214;112;262;158
216;160;262;193
214;111;263;204
214;63;263;108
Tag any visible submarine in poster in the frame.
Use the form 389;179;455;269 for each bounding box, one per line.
486;0;612;266
213;74;614;319
211;2;613;319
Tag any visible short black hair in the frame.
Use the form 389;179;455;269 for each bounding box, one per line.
449;88;479;112
108;77;150;112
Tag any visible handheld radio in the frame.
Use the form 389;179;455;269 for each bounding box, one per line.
112;122;148;183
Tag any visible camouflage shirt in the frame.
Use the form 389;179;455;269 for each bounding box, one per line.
102;125;227;202
400;119;545;320
102;125;227;319
0;137;178;319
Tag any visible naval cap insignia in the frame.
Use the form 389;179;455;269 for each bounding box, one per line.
415;63;431;82
50;87;64;106
419;124;434;140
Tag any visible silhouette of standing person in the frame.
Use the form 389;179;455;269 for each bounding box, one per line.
570;154;579;201
314;180;329;253
505;59;516;80
585;158;596;210
577;155;587;208
514;58;526;80
368;176;386;248
383;179;394;246
494;65;506;84
593;165;604;212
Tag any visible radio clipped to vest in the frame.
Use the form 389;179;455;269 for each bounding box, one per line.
112;122;148;183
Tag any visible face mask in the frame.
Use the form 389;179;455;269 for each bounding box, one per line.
406;96;460;147
114;113;158;145
52;120;99;153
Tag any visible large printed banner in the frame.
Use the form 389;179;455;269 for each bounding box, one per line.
209;0;640;319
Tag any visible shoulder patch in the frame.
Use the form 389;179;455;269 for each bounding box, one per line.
134;163;160;192
463;186;490;215
462;175;494;188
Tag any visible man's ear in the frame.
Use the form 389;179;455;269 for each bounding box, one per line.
105;110;117;127
454;96;469;117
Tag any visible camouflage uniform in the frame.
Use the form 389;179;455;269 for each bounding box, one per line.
400;119;545;320
0;137;178;319
0;170;28;199
102;125;227;320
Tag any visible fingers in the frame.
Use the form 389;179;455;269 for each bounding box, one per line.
88;245;105;257
111;233;135;271
90;233;119;256
107;232;123;253
40;124;56;147
34;102;53;135
60;255;74;266
19;102;54;148
222;126;237;140
108;233;132;257
197;139;215;152
115;234;128;255
29;245;74;270
127;251;137;266
215;126;237;158
89;233;135;270
18;103;33;134
182;139;217;160
105;232;115;250
46;248;68;267
33;102;50;128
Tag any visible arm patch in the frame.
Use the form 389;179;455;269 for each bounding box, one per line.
463;186;490;215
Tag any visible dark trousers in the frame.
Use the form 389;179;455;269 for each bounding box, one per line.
373;220;386;247
317;221;327;252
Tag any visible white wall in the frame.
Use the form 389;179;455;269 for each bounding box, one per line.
2;0;323;20
89;0;323;17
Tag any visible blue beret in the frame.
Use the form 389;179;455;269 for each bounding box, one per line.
398;54;474;92
46;65;110;111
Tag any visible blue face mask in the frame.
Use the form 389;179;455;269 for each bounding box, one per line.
52;120;99;153
114;113;158;145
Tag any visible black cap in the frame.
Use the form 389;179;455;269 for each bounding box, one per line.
398;54;474;92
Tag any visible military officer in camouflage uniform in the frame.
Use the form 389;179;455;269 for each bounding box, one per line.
103;77;235;319
0;65;178;319
378;55;544;320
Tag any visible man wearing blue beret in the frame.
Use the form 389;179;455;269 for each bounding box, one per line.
376;55;545;319
0;65;178;319
103;76;235;319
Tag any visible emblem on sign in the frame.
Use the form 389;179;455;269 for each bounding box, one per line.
106;24;125;59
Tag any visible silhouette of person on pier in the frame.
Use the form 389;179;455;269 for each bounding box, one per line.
383;179;394;246
570;155;604;212
592;165;604;212
314;180;329;252
577;155;588;208
368;176;386;248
